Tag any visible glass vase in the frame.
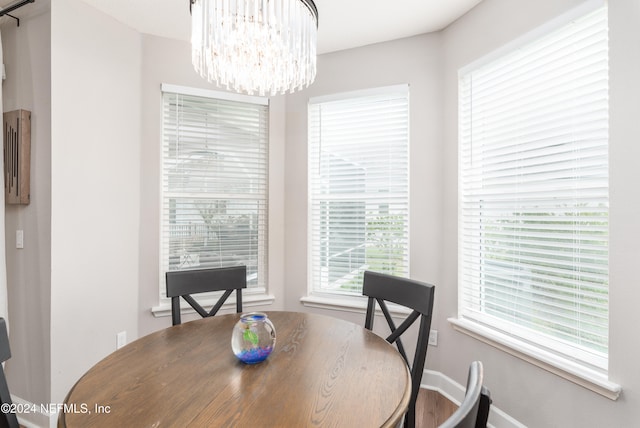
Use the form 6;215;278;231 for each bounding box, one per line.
231;312;276;364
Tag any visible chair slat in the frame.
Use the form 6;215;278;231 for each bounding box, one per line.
166;266;247;326
439;361;492;428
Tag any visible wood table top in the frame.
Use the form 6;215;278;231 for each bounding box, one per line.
59;311;411;427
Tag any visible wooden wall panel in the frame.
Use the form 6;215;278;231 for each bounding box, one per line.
3;109;31;205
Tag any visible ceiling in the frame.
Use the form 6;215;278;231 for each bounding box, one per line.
54;0;483;54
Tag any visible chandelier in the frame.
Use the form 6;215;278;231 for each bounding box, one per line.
190;0;318;96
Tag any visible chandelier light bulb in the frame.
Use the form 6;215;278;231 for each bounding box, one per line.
191;0;318;96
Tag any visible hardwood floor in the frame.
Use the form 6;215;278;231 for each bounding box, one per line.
415;388;458;428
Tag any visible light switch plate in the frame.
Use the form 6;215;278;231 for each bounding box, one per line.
116;331;127;349
16;230;23;249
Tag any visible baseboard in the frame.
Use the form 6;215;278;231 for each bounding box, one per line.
9;395;53;428
421;369;527;428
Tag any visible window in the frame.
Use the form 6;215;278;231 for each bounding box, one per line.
160;84;268;297
308;85;409;295
458;5;609;374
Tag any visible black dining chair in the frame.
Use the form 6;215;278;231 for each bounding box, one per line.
362;270;435;428
439;361;492;428
0;318;18;428
166;265;247;326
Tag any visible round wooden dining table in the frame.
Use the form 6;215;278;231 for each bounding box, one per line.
59;311;411;427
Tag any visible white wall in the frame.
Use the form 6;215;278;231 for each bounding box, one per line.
608;1;640;420
8;0;640;426
136;34;287;336
439;0;640;426
50;0;141;404
1;0;52;412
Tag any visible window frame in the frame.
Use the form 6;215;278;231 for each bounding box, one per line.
305;85;411;301
153;84;274;315
451;1;620;399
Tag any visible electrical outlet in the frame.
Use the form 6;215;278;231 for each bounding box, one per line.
116;331;127;349
428;329;438;346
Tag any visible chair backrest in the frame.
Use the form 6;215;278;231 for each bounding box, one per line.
439;361;492;428
362;270;435;428
166;266;247;326
0;318;18;428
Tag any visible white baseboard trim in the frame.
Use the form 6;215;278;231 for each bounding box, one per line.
421;369;527;428
9;395;54;428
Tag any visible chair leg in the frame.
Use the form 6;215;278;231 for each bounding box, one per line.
404;403;415;428
475;388;492;428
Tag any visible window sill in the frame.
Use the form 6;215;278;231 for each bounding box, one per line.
448;317;621;400
151;291;276;318
300;294;411;316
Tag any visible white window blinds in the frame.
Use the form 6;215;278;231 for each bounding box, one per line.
161;85;268;295
458;6;609;371
309;85;409;295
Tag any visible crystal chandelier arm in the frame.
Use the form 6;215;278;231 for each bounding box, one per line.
300;0;319;26
190;0;317;24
